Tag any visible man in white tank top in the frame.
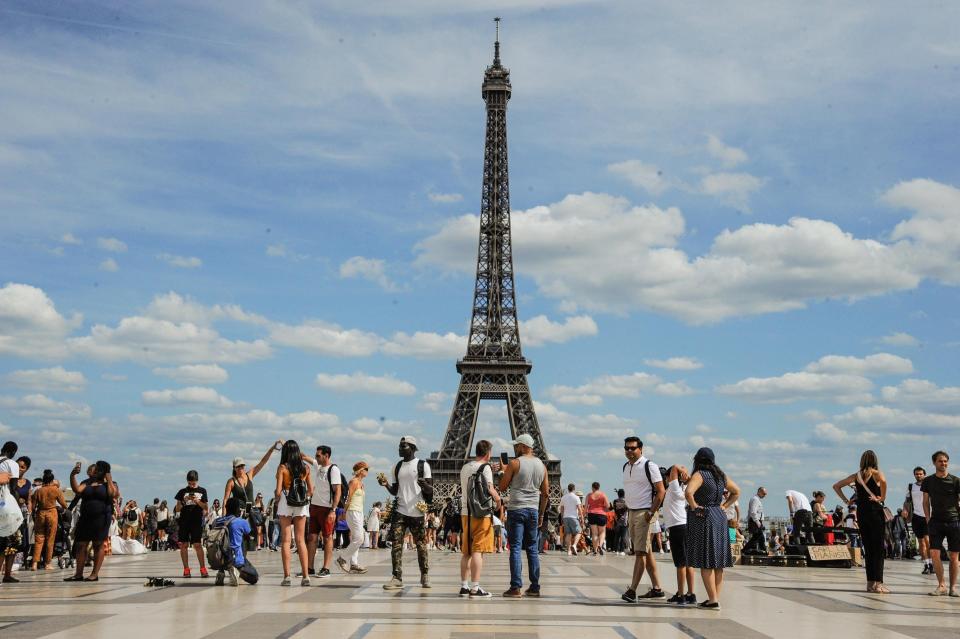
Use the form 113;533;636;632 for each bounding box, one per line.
497;433;549;598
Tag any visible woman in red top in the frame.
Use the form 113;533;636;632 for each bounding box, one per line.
585;482;611;555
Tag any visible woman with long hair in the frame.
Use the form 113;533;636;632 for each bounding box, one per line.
833;450;889;593
337;461;370;574
585;482;611;555
156;500;169;546
684;448;739;610
367;501;382;551
252;492;266;549
275;440;313;586
66;460;117;581
31;469;66;570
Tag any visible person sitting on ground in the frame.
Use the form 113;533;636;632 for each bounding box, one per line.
214;497;252;587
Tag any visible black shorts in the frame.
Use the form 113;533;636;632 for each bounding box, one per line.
446;518;462;534
587;513;608;527
929;520;960;554
912;514;929;538
179;518;204;545
668;525;688;567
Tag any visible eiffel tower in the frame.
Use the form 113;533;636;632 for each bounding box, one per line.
429;19;562;508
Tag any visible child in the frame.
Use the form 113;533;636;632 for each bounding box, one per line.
214;498;252;586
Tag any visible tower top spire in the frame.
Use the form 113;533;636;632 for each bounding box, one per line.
493;17;501;65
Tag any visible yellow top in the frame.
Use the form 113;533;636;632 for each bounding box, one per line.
347;481;364;513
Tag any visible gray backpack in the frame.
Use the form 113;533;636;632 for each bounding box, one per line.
466;463;494;518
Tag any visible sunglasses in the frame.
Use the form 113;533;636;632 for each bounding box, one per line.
623;446;639;451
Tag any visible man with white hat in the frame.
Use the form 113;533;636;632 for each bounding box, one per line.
498;433;549;598
378;435;433;589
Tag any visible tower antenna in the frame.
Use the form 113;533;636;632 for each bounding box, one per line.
494;16;501;64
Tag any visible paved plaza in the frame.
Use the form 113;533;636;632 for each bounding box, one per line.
1;548;957;639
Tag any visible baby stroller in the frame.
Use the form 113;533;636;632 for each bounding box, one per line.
55;515;75;570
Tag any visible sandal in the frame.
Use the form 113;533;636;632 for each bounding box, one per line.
64;575;84;582
84;576;99;582
874;584;891;594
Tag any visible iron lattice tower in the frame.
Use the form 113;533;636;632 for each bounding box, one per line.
430;20;562;508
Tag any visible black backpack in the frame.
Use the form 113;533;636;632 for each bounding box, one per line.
393;459;433;504
126;509;138;523
285;469;309;508
326;464;348;510
466;463;494;518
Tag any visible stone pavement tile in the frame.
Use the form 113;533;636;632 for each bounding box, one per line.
0;615;112;639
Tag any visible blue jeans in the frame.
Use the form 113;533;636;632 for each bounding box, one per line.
507;508;540;590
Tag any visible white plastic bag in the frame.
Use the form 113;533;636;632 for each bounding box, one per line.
0;484;24;537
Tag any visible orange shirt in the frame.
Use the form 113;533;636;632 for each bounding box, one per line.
35;485;65;510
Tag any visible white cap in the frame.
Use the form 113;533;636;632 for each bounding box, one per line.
400;435;418;448
511;433;535;448
232;457;245;468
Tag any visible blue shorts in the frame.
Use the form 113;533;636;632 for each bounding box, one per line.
562;517;581;535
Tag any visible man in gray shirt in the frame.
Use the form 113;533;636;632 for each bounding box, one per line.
498;433;549;598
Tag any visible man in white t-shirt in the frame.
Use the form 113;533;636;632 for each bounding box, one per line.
457;439;501;599
560;483;584;555
907;466;932;574
785;489;814;545
306;445;341;578
620;436;666;603
378;436;432;590
0;441;21;583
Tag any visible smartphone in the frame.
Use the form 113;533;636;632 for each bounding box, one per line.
500;452;509;466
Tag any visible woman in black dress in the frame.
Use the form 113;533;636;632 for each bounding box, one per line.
684;447;740;610
833;450;889;593
66;460;117;582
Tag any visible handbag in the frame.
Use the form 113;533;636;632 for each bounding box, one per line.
856;472;894;523
0;482;24;537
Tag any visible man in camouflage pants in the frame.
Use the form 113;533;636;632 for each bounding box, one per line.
378;436;432;589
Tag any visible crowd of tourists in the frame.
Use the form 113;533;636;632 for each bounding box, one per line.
1;437;958;606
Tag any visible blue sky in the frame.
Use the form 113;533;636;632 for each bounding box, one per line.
1;1;958;514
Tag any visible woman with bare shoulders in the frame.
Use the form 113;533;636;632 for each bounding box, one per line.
275;440;313;586
833;450;889;593
65;460;117;581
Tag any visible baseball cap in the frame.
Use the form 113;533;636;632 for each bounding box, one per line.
400;435;418;448
232;457;245;468
511;433;535;448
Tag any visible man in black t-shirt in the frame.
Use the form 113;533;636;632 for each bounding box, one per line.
175;470;209;578
921;451;960;597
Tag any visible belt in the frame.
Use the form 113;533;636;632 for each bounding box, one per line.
628;508;651;512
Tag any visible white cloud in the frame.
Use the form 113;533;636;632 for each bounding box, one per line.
644;356;703;370
883;178;960;284
835;405;960;432
141;386;237;408
60;233;82;245
880;379;960;412
71;314;271;364
805;353;913;376
417;391;450;413
534;401;638;441
99;258;119;272
158;253;202;268
270;320;381;357
5;367;86;392
152;364;229;385
706;134;748;168
699;172;765;210
0;283;83;359
97;237;127;253
0;394;91;420
339;256;398;291
689;434;808;453
428;191;463;203
520;315;597;347
382;331;464;359
266;244;287;257
810;421;879;445
717;372;873;404
548;371;691;405
315;372;416;396
417;188;951;324
695;423;713;434
879;331;919;347
144;292;268;327
608;160;672;195
41;430;70;443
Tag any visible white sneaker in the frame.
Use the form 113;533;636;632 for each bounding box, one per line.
280;576;291;586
